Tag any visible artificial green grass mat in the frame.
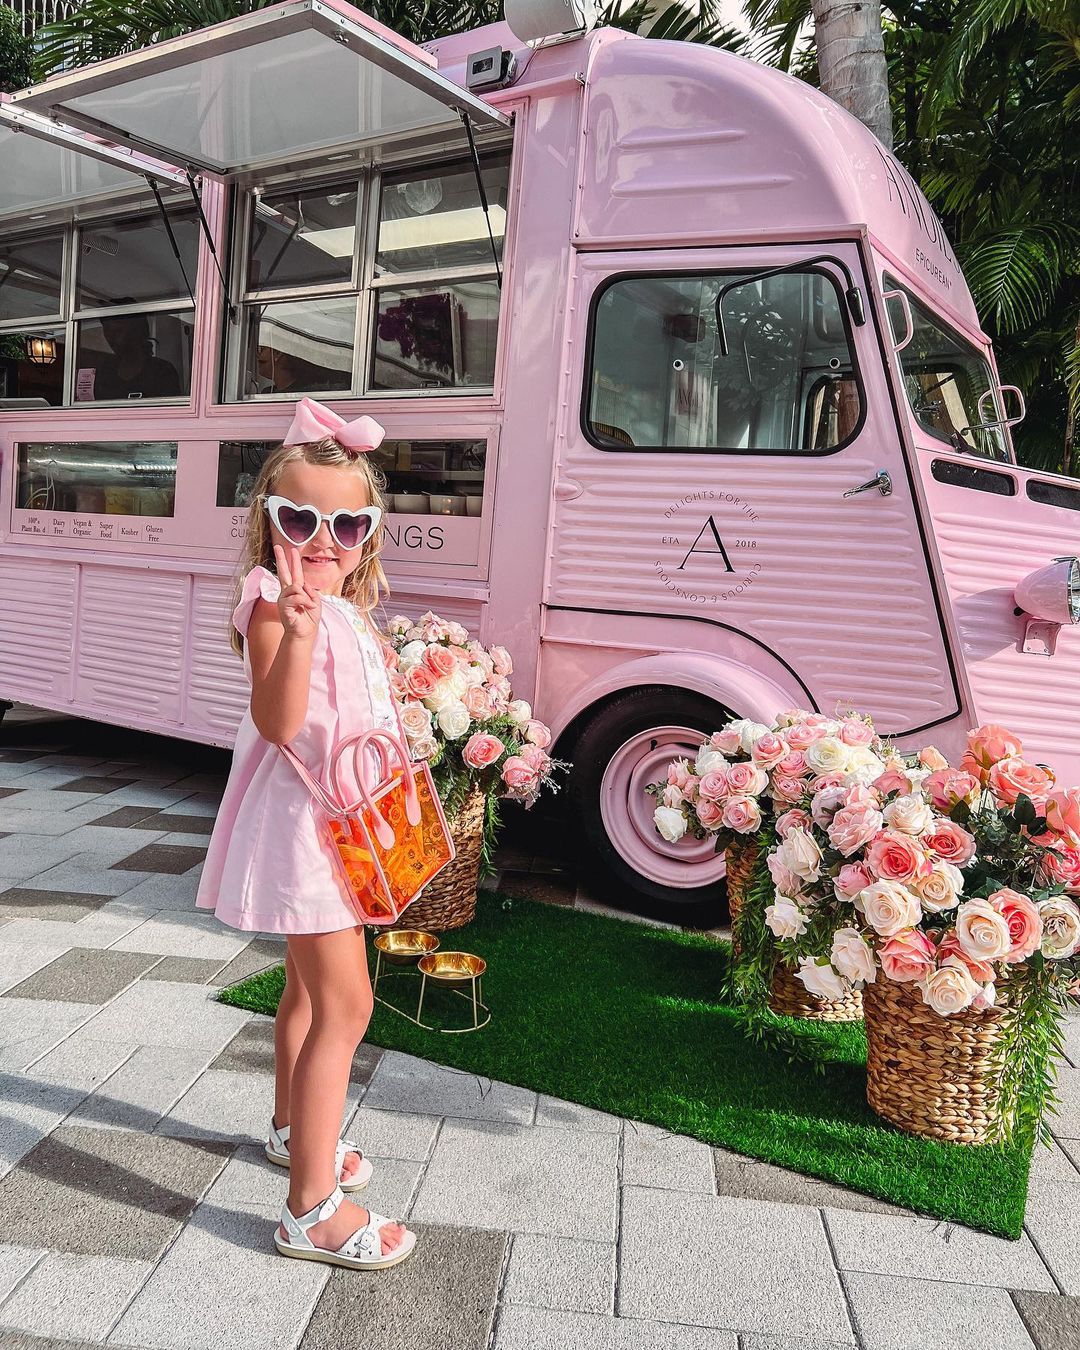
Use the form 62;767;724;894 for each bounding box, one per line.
219;889;1033;1238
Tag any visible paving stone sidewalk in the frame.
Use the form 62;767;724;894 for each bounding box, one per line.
0;705;1079;1350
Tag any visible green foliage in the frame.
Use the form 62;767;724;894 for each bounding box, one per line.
995;958;1070;1147
0;6;33;92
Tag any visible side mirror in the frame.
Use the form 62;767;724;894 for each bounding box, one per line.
977;385;1026;430
882;289;914;352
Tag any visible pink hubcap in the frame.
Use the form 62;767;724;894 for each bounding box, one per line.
600;724;728;890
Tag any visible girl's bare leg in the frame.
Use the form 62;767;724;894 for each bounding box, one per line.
280;927;406;1256
275;945;361;1184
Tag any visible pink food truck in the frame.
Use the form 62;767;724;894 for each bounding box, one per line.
2;0;1079;918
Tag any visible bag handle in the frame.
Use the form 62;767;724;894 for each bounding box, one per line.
331;728;422;847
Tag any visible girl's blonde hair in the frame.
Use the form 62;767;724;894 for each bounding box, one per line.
229;437;388;657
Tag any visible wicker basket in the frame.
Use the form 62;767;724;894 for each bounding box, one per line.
725;840;863;1024
863;976;1010;1144
391;785;486;933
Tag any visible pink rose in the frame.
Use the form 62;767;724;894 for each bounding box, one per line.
961;723;1023;782
767;852;803;898
489;645;513;677
381;642;399;671
770;775;806;805
1045;787;1080;844
419;614;451;643
520;743;552;774
936;929;996;983
524;720;551;749
810;772;847;793
776;808;813;839
445;621;470;646
866;830;932;883
751;732;789;770
988;757;1054;808
776;750;810;779
873;768;913;797
668;760;694;791
389;672;409;702
879;928;936;983
787;724;827;750
923;818;977;866
829;803;885;856
835;862;875;899
722;795;763;834
662;785;684;809
919;745;950;771
1042;841;1080;891
501;755;540;797
811;785;848;827
422;644;459;679
710;728;743;755
463;732;504;769
696;798;724;829
922;767;981;811
839;718;875;747
726;761;768;795
988;888;1042;964
405;664;440;700
698;769;730;801
464;685;495;720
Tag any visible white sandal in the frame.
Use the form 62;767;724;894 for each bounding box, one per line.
265;1119;373;1194
275;1185;417;1270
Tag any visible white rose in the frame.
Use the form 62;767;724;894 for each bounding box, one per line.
775;827;823;883
1036;897;1080;959
954;898;1011;963
410;735;438;761
811;785;848;827
389;615;412;636
914;862;963;914
507;699;532;726
654;805;688;843
804;736;849;776
695;746;729;776
436;700;470;740
424;678;457;712
399;701;433;741
448;669;468;700
739;723;772;756
859;880;922;937
796;958;851;1002
844;747;887;786
883;794;934;836
831;927;877;985
765;899;809;940
397;640;427;670
464;663;487;688
920;956;980;1016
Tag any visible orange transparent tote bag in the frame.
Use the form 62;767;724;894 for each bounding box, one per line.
281;727;455;926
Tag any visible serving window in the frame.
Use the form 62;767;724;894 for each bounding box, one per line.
0;206;196;408
231;149;509;401
584;269;863;453
15;441;177;518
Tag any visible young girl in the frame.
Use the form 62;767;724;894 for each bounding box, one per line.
196;397;416;1271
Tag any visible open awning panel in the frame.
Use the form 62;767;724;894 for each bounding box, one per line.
11;0;510;181
0;100;187;225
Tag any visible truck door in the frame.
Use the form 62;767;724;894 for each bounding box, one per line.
545;244;961;916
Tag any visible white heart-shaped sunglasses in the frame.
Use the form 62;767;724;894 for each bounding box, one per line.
262;494;382;551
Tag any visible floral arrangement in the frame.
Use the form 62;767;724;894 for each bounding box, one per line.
381;611;567;867
649;709;891;853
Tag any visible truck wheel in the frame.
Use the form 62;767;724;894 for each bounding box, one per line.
565;687;731;924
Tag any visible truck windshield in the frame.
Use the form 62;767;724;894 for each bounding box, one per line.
886;280;1010;462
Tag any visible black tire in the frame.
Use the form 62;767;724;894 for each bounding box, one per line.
563;685;730;925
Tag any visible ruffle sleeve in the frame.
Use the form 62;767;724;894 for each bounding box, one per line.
232;565;281;639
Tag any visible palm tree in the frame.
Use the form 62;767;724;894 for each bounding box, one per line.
33;0;743;74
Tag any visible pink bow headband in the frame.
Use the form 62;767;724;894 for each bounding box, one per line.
282;397;385;455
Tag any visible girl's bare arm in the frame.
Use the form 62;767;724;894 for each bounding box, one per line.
248;544;323;745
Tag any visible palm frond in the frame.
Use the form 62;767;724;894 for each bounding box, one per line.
960;223;1075;331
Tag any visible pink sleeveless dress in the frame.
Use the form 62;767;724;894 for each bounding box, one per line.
195;565;398;935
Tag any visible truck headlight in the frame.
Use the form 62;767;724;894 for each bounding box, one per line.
1014;556;1080;625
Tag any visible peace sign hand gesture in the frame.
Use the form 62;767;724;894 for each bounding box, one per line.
273;544;321;642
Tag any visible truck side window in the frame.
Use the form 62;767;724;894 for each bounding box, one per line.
584;269;861;452
884;278;1009;462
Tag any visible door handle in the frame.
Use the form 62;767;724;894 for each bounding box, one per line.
554;477;584;501
843;470;892;499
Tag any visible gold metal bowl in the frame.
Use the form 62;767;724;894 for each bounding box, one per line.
417;951;487;984
374;930;440;965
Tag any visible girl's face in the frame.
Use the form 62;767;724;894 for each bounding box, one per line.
269;461;372;597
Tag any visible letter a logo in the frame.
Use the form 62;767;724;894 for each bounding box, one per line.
678;515;734;572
